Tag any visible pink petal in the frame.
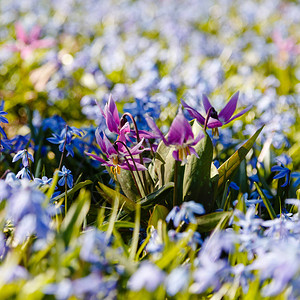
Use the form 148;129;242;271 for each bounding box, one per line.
218;91;239;123
85;152;107;164
29;25;41;42
15;22;28;43
107;94;120;126
168;107;194;146
145;114;168;145
31;38;55;49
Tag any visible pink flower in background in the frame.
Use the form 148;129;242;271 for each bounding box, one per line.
7;23;55;59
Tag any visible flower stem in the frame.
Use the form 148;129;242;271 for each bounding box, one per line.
122;112;149;195
58;125;68;171
115;140;145;197
173;160;180;207
64;177;68;215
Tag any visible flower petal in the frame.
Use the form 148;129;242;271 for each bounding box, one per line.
168;108;193;146
145;115;168;145
181;99;205;125
202;94;212;114
226;105;252;124
218;91;239;123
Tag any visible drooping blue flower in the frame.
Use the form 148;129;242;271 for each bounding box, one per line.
12;149;34;167
58;166;73;188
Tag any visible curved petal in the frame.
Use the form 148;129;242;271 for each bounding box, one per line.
181;99;205;125
226;105;252;124
145;114;168;145
207;118;223;128
168;108;193;146
188;146;199;158
218;91;239;123
172;150;180;161
202;94;212;114
107;94;120;126
85;152;107;164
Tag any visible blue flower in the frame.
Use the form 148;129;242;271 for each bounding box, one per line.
128;262;165;292
12;149;34;167
166;201;205;227
291;172;300;187
58;166;73;188
165;266;190;296
271;164;291;187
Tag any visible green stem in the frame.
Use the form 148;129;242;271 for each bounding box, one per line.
115;140;146;197
173;160;180;207
64;177;68;215
122;112;149;194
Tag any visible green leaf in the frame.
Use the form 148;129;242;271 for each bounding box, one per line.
96;182;137;212
218;126;264;188
254;182;276;219
183;122;214;211
154;140;171;187
138;182;174;208
60;189;91;247
116;168;141;201
148;205;169;228
51;180;93;202
196;211;232;232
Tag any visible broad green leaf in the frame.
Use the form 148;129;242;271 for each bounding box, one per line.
154;140;171;187
218;126;264;188
97;182;137;212
148;205;169;227
196;211;232;232
116;168;141;200
51;180;93;202
60;189;91;247
254;182;276;219
139;182;174;208
183;122;213;211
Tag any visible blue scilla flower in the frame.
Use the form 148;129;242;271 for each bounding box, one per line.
166;201;205;227
58;166;73;188
12;149;34;168
47;125;84;157
128;262;165;292
291;172;300;187
165;266;190;296
271;164;291;187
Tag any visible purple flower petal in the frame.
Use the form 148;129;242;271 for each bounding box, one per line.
181;99;205;125
202;94;212;114
218;91;239;123
168;108;193;146
226;105;252;124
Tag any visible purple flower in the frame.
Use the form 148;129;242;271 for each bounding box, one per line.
182;92;251;136
85;129;149;177
98;94;130;136
128;262;165;292
146;107;204;165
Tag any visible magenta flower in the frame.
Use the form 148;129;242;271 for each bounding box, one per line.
182;92;251;136
85;129;149;177
6;23;55;60
146;107;204;165
97;94;157;140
